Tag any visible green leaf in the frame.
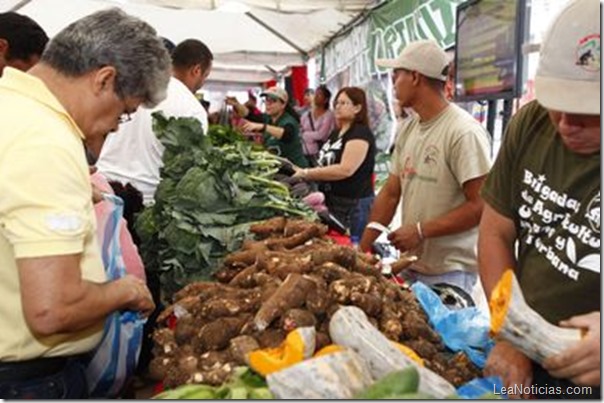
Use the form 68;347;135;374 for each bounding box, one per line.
162;220;200;254
188;211;238;226
174;167;224;211
196;240;213;265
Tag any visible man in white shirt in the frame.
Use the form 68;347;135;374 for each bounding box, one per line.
0;12;48;76
96;39;213;205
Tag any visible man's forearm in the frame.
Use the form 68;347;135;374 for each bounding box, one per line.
25;277;136;336
18;255;147;336
478;204;517;298
421;176;485;239
47;279;136;333
421;199;483;239
359;189;399;251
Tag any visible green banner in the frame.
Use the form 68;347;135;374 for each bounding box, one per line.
320;0;463;83
369;0;464;74
319;0;464;152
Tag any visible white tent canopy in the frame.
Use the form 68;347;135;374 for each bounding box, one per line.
3;0;379;85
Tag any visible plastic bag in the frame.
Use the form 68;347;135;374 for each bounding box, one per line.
91;172;145;280
85;194;146;397
456;376;506;399
411;282;494;368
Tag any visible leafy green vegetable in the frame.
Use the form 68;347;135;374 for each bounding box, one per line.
136;114;315;299
153;367;274;400
152;384;217;399
354;366;420;399
207;124;246;146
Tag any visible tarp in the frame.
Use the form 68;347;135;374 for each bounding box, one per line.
3;0;378;85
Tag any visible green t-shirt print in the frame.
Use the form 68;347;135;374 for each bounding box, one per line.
482;101;600;324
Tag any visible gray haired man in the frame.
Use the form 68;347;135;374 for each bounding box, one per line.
0;8;171;398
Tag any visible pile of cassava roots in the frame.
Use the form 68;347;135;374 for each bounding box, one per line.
149;217;481;389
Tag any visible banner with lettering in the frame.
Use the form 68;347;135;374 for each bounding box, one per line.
319;0;463;152
369;0;463;75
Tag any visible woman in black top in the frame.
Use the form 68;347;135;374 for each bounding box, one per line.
294;87;376;239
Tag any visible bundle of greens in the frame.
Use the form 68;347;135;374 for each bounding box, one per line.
206;124;246;147
136;114;314;299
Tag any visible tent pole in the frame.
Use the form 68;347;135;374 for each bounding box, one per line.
9;0;33;11
264;64;279;78
245;11;308;58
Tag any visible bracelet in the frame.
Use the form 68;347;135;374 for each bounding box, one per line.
416;221;425;241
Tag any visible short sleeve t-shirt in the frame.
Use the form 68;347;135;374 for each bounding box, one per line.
481;101;600;324
390;103;491;275
317;123;376;199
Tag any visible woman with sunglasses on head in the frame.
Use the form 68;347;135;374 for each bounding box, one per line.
226;86;308;168
293;87;376;239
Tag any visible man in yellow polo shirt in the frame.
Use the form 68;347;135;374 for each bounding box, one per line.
0;8;171;399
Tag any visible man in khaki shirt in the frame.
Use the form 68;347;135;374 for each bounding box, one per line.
0;8;171;399
359;40;491;297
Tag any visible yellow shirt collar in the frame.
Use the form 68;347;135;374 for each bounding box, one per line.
0;67;86;140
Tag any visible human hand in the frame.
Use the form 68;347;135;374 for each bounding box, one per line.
387;224;422;253
225;96;239;106
91;182;104;204
291;165;306;179
118;275;155;318
236;119;254;137
241;120;263;132
484;340;533;399
543;311;600;386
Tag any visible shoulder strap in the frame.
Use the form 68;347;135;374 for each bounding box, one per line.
308;112;316;131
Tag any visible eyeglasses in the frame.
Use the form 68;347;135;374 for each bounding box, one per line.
118;112;133;124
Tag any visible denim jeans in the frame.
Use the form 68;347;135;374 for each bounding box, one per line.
0;358;89;399
350;195;375;239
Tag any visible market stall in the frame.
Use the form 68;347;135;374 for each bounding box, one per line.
121;115;498;399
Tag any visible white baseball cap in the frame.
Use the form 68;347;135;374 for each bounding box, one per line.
535;0;600;115
375;39;450;81
260;86;288;103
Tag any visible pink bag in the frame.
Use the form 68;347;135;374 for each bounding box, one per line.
91;173;145;281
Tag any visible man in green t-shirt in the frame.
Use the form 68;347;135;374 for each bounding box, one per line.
479;0;600;398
